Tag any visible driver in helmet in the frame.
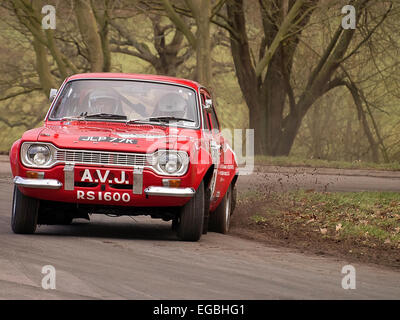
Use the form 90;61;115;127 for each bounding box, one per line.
153;92;188;118
88;90;120;114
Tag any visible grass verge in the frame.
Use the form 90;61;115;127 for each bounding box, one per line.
231;190;400;269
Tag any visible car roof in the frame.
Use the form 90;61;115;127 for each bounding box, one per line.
66;73;202;91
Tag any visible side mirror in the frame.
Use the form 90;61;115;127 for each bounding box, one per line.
49;88;57;102
203;99;213;113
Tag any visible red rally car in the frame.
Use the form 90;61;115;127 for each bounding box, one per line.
9;73;238;241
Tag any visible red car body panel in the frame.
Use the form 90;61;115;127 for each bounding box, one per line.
10;73;238;214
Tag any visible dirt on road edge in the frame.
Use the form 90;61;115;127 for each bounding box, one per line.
230;193;400;271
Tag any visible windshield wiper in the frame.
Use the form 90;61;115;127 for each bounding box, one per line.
60;116;85;122
82;113;127;120
126;116;195;125
147;116;195;123
126;117;154;125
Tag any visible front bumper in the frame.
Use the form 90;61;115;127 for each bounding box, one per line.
14;176;195;197
13;163;196;207
144;186;195;197
14;176;63;189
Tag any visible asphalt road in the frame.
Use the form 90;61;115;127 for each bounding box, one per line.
238;166;400;193
0;158;399;299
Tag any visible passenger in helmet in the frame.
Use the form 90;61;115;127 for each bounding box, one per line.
88;90;120;114
153;92;188;118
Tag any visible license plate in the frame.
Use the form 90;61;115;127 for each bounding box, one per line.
77;190;131;203
79;169;132;185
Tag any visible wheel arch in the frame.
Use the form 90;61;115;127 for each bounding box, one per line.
202;164;214;190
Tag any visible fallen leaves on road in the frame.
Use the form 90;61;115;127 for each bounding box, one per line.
306;218;315;224
320;228;328;235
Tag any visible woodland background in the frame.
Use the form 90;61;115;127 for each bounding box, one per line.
0;0;399;164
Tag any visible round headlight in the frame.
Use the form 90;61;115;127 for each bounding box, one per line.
158;152;182;175
27;145;51;166
165;160;178;173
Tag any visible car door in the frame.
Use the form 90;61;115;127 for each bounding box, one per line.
201;89;227;208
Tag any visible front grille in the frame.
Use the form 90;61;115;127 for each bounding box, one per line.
55;149;147;167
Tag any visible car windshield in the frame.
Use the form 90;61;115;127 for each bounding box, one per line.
49;79;199;127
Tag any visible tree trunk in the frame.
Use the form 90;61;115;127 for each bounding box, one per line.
263;51;287;154
74;0;104;72
309;106;323;159
194;0;212;87
249;99;269;155
32;38;57;97
152;17;187;76
345;81;379;162
91;0;112;72
227;0;313;156
275;112;302;156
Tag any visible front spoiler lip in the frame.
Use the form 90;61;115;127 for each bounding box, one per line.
14;176;63;189
144;186;195;197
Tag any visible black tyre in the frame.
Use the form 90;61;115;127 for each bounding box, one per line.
177;181;205;241
231;184;237;214
59;215;73;225
209;184;232;234
11;186;39;234
202;187;211;235
171;218;178;231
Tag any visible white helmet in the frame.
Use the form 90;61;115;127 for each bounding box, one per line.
154;93;188;117
88;90;119;114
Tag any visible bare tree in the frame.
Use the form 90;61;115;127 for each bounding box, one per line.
109;3;192;76
215;0;392;156
144;0;227;87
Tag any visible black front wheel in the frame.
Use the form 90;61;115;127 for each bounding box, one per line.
11;186;39;234
177;181;205;241
209;184;232;234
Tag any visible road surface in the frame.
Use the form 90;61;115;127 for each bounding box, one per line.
0;157;399;299
238;166;400;192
